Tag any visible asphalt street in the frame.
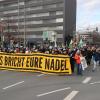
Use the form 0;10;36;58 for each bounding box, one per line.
0;66;100;100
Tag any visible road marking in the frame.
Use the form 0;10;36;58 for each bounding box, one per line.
3;81;24;90
82;77;92;84
64;91;79;100
1;70;8;72
37;74;45;77
37;87;71;97
90;81;100;85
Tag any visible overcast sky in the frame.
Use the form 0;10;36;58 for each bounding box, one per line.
77;0;100;30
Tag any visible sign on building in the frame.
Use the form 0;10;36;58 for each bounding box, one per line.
43;31;49;40
43;31;57;43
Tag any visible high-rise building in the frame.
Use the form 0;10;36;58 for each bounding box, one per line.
0;0;76;46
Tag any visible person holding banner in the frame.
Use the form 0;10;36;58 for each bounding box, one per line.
80;53;88;71
74;50;83;75
68;49;76;73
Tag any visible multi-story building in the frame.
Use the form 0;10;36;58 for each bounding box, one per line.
0;0;76;46
78;31;100;45
79;32;93;43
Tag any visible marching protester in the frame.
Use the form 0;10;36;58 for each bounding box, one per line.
0;43;100;76
74;50;83;75
85;47;93;67
68;48;76;73
25;47;30;54
92;48;100;72
80;52;88;71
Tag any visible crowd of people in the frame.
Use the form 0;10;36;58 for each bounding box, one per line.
0;45;100;75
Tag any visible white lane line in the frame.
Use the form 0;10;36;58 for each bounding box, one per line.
64;91;79;100
82;77;92;84
3;81;24;90
37;87;71;97
37;74;45;77
1;70;8;72
90;81;100;85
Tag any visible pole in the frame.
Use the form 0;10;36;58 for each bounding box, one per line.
2;26;4;48
0;18;6;48
24;0;26;48
18;0;20;47
54;38;57;47
0;21;5;48
7;17;10;47
52;32;57;47
0;23;3;47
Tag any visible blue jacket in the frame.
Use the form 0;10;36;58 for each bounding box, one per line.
92;51;99;61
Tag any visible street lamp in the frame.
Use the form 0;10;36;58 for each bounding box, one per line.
24;0;26;48
17;0;26;48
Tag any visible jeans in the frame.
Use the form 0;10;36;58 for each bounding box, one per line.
93;60;99;70
77;64;82;75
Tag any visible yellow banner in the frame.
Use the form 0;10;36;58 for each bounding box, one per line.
0;53;72;75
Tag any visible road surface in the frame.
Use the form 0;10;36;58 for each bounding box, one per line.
0;67;100;100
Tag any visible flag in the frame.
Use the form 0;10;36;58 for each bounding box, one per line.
68;39;73;49
78;39;83;48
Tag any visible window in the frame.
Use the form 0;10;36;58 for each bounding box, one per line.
44;4;56;9
3;10;18;14
56;11;63;15
8;16;24;20
26;20;43;24
56;18;63;22
26;6;43;11
19;2;24;6
27;13;49;18
49;11;56;16
28;0;42;5
56;26;63;30
19;26;63;32
5;3;18;8
43;19;56;23
57;3;64;7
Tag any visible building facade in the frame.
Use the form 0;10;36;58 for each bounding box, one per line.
0;0;76;46
78;31;100;45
